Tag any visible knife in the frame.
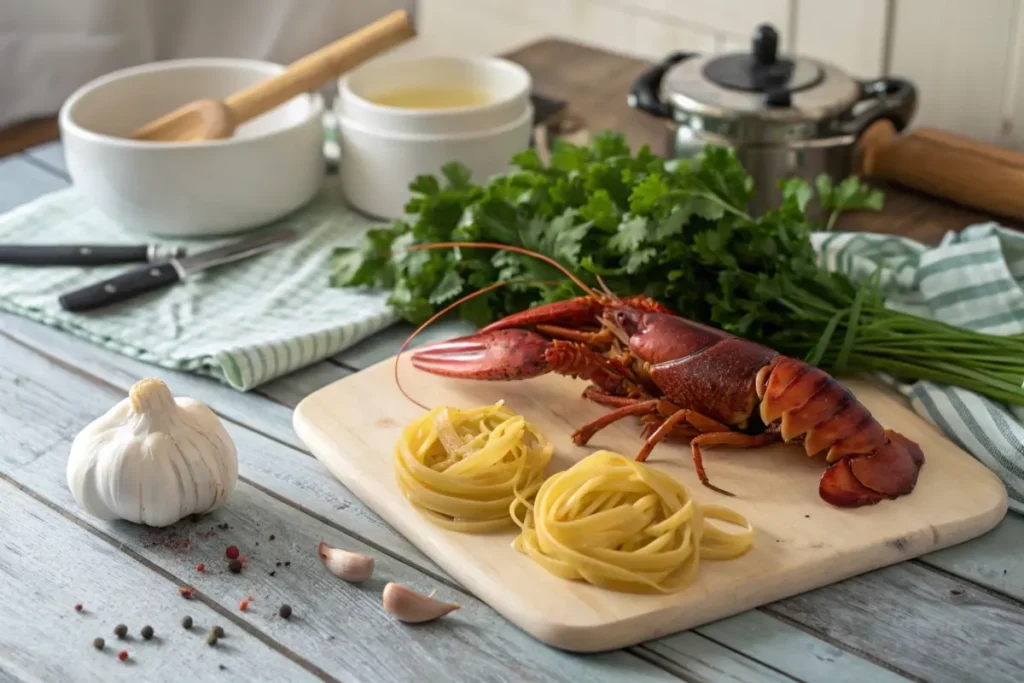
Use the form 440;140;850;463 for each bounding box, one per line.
57;228;299;312
0;243;186;266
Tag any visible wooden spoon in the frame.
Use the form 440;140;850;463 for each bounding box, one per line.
131;9;415;142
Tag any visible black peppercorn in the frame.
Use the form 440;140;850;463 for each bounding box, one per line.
140;625;154;640
93;637;105;650
181;615;193;629
205;630;218;646
228;559;242;573
113;624;128;638
278;604;292;619
212;625;225;638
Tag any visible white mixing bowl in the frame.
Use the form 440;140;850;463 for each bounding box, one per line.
335;55;533;219
59;58;325;238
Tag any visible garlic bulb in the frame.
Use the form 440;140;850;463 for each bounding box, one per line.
66;378;238;527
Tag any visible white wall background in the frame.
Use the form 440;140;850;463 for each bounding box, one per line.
395;0;1024;147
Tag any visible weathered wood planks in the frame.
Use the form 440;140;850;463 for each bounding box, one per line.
0;479;319;682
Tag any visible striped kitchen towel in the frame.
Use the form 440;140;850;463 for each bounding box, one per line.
0;178;396;391
813;223;1024;513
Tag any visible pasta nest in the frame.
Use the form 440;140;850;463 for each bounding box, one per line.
512;450;754;593
394;402;554;533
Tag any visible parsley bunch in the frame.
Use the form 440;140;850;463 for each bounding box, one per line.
332;132;1024;405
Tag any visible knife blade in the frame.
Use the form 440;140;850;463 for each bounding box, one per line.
0;244;186;266
57;228;299;312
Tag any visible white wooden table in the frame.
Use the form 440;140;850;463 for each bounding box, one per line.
2;142;1023;683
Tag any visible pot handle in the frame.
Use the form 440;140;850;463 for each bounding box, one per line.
628;51;699;118
835;77;917;135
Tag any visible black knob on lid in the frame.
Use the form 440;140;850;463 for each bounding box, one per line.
752;24;778;65
765;89;792;107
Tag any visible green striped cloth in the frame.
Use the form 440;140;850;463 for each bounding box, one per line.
0;179;396;390
814;223;1024;513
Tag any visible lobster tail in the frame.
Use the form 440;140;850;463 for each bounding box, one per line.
756;357;925;507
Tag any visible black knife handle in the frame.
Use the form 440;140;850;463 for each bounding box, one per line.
0;244;151;266
58;262;181;312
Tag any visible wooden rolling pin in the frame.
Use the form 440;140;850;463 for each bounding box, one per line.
858;119;1024;220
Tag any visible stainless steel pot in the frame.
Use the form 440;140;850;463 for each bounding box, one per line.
628;24;917;215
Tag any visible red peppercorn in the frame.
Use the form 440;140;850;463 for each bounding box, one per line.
74;603;83;612
118;650;128;662
196;563;205;572
225;545;240;559
238;600;249;611
179;586;194;599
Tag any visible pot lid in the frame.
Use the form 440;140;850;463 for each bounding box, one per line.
661;24;862;128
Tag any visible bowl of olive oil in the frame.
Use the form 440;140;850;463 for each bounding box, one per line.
334;55;534;219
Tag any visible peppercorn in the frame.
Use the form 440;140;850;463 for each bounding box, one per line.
196;563;205;572
74;603;83;612
92;637;104;650
269;534;275;541
140;625;154;640
179;586;194;599
118;650;128;662
205;630;218;646
181;615;193;630
113;624;128;639
284;561;291;567
228;559;242;574
238;600;249;612
225;545;239;560
212;625;225;638
278;604;292;619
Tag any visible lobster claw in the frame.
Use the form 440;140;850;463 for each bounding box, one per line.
410;329;553;380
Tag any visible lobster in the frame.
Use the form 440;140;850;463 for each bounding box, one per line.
399;243;925;508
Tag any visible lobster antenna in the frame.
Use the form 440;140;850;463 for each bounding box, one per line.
595;274;620;302
402;242;600;299
394;278;561;410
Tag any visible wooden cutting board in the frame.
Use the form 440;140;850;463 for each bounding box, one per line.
293;354;1008;652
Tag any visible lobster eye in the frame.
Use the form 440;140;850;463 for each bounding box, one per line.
610;310;640;336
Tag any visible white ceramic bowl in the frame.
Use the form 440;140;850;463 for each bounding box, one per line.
338;56;531;135
334;55;533;219
337;104;533;220
59;58;325;238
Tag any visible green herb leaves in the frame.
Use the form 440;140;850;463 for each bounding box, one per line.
329;132;875;338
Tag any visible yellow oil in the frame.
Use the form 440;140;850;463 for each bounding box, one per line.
368;86;492;109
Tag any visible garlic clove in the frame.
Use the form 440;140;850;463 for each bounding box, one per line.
382;582;460;623
317;541;375;582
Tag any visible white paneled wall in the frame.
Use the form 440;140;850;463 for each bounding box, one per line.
396;0;1024;146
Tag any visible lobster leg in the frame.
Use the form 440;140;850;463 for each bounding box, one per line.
572;400;662;445
635;411;733;462
688;432;781;494
582;386;652;408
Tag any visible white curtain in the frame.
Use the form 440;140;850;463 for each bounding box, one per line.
0;0;413;128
